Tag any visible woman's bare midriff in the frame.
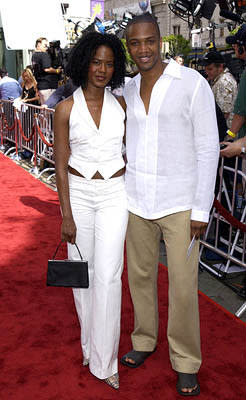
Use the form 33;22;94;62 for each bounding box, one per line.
68;165;125;179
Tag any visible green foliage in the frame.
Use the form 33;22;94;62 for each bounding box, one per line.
162;34;191;61
121;39;135;66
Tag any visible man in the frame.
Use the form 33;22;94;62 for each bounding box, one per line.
174;54;184;65
0;68;22;100
121;13;219;396
202;51;237;130
43;78;77;109
31;37;62;105
221;24;246;158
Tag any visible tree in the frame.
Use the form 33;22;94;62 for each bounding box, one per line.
162;34;191;61
121;39;135;67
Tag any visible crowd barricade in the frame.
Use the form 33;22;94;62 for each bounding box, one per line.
200;156;246;317
0;100;16;153
0;100;55;178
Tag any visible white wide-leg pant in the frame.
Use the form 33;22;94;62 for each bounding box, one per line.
67;173;128;379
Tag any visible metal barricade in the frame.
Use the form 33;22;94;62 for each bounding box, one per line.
35;108;55;178
200;156;246;317
0;100;17;156
0;100;55;177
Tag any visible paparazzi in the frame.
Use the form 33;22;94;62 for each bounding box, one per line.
201;51;237;130
221;25;246;157
31;37;62;105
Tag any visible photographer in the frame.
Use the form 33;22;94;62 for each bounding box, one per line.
31;37;62;105
221;25;246;157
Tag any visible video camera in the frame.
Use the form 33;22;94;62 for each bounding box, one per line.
168;0;216;27
48;40;64;69
169;0;246;27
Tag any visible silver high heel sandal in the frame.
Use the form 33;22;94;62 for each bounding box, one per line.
104;373;119;390
82;358;89;366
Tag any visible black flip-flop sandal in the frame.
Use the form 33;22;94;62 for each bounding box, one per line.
176;373;200;396
120;348;156;368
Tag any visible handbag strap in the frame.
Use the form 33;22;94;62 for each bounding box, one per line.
52;241;85;260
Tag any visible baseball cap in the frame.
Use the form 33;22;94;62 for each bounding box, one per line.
226;24;246;45
201;51;225;66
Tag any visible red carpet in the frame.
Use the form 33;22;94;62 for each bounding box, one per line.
1;152;246;400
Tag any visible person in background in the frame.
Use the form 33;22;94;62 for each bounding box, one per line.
32;37;62;105
111;75;132;96
174;55;184;65
221;24;246;157
43;78;77;109
0;68;22;100
21;68;40;105
201;51;237;130
54;32;128;390
120;13;219;396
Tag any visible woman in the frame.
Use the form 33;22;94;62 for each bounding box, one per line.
54;32;128;390
21;68;40;105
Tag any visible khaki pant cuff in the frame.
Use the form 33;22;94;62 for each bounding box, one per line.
132;340;157;352
171;361;201;374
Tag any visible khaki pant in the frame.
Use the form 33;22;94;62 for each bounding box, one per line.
126;210;201;373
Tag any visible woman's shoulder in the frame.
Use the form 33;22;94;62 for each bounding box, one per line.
114;95;126;112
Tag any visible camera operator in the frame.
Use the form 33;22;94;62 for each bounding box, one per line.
221;25;246;157
31;37;62;105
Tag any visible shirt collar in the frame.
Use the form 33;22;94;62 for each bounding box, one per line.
163;58;182;79
131;58;182;89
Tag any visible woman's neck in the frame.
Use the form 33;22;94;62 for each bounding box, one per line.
83;84;105;101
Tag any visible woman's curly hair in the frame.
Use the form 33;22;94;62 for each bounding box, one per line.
66;32;126;90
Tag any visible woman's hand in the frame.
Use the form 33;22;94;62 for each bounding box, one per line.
61;216;77;244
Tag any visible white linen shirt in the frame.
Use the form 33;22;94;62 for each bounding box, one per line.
124;59;220;222
68;87;125;180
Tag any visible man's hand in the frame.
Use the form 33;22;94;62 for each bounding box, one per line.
190;220;207;240
220;141;242;158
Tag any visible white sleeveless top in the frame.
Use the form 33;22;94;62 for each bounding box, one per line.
68;87;125;180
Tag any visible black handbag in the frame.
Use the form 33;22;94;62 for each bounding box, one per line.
47;242;89;288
